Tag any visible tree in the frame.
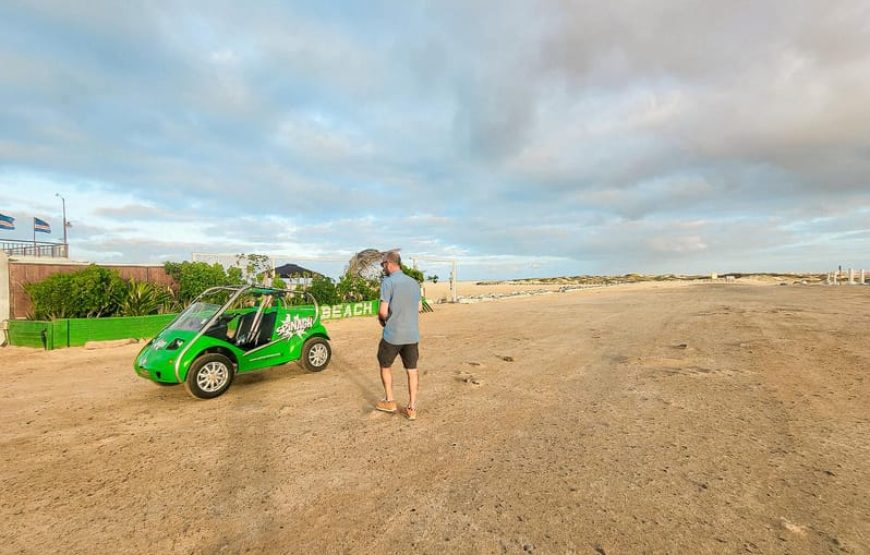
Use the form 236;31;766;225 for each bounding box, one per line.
163;261;244;304
336;273;380;302
235;253;273;285
401;264;424;283
307;275;340;305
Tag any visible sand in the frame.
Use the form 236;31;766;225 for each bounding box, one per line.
1;281;868;553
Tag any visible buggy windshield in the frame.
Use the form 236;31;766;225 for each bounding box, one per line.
168;302;223;332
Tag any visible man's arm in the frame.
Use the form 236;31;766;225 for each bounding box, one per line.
378;301;389;327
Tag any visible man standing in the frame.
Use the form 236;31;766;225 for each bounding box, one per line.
375;251;421;420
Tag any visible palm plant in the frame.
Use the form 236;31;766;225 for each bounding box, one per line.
120;279;171;316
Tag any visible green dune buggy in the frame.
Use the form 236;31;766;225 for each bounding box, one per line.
134;285;331;399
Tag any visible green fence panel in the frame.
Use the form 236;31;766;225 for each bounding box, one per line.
7;320;54;349
51;320;68;350
7;314;177;349
66;314;177;347
7;300;382;350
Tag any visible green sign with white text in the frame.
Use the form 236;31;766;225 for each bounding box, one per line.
319;300;379;320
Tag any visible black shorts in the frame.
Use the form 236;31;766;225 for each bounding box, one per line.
377;339;419;369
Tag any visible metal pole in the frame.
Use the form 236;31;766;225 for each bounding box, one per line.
56;193;68;258
56;193;68;245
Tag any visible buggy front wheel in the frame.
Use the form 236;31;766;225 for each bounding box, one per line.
301;338;331;372
185;353;235;399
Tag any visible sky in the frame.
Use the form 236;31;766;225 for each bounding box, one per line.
1;0;869;280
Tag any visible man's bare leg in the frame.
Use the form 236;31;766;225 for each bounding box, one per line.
407;368;418;408
380;366;394;401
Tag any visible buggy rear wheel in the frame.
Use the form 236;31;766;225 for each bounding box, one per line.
184;353;235;399
301;338;331;372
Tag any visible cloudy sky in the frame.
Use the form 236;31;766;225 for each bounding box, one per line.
1;1;868;279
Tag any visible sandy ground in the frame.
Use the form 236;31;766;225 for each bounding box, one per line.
423;280;574;301
1;282;868;554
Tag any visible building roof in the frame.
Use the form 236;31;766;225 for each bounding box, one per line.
275;263;323;278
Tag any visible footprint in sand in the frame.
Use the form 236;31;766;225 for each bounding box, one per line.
455;370;483;386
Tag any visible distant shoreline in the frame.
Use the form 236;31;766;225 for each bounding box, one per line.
475;272;829;286
423;272;845;304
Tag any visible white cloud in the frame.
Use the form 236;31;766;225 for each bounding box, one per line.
2;1;869;277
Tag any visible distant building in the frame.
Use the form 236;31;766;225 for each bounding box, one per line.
275;263;323;287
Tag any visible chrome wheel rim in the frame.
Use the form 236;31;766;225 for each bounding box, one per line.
196;361;229;392
308;343;329;367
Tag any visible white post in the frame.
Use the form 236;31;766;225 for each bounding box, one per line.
450;260;458;303
849;268;855;284
833;271;839;285
861;269;866;285
0;252;9;346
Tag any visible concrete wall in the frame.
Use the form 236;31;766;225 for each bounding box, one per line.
7;257;174;319
0;253;10;345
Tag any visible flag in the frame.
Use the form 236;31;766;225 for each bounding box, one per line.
0;212;14;230
34;217;51;233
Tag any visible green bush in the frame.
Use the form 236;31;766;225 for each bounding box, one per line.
307;275;340;305
163;261;244;304
26;265;129;319
401;264;424;283
336;273;380;302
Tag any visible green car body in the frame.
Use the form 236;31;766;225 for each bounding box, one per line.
134;285;331;398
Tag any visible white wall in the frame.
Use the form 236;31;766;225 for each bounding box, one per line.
0;252;9;345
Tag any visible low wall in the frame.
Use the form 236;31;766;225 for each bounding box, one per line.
8;314;177;349
6;301;379;349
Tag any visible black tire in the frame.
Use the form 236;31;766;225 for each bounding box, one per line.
184;353;235;399
301;337;331;372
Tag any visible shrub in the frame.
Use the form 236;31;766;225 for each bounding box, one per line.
336;273;379;302
271;275;286;290
120;279;171;316
26;265;129;319
307;275;340;305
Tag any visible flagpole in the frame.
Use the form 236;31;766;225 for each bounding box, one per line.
55;193;67;245
55;193;68;257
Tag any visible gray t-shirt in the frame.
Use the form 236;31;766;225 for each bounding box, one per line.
380;270;420;345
